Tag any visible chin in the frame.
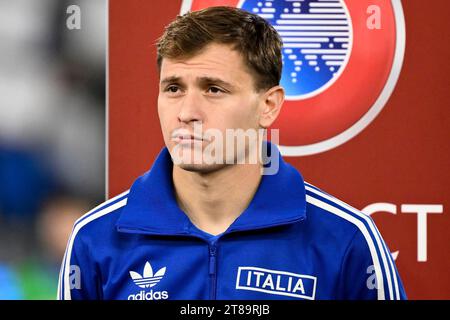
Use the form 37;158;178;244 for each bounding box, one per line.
176;162;229;174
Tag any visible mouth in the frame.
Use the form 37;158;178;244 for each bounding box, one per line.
171;133;206;144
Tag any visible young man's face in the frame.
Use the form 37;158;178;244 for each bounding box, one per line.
158;42;274;173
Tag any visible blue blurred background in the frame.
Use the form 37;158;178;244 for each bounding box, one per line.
0;0;106;299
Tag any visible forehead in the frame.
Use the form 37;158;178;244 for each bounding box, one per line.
159;43;254;85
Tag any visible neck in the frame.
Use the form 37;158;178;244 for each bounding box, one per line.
173;162;262;236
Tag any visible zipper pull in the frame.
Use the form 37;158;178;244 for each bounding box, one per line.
209;245;217;275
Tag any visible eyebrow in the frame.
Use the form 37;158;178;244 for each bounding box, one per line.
197;76;235;90
160;76;235;90
160;76;182;86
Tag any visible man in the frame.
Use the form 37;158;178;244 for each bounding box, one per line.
58;6;406;300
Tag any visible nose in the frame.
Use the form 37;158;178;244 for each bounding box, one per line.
178;91;204;125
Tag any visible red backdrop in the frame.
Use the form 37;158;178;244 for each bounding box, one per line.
109;0;450;299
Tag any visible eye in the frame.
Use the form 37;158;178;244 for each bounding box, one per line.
166;85;180;93
207;86;225;94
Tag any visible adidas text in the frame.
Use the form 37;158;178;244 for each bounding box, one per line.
127;290;169;300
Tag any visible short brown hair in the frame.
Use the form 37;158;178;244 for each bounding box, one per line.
156;6;283;91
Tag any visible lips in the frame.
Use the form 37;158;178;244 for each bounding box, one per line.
171;132;207;144
173;134;203;141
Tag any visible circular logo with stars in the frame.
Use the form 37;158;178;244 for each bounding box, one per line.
240;0;352;99
182;0;405;156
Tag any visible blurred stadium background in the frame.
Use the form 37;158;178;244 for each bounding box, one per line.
0;0;106;299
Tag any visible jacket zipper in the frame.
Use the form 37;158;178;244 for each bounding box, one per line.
209;243;217;300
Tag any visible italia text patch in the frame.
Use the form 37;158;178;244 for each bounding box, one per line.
236;266;317;300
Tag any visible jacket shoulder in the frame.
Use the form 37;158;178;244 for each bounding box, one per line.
71;190;130;244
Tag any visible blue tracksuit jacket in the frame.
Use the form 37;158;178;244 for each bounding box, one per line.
58;144;406;300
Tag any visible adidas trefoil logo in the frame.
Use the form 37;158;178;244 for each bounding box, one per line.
129;261;166;288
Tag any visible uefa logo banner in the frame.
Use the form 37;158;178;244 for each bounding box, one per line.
180;0;405;156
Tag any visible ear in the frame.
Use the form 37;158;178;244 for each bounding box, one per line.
258;85;285;129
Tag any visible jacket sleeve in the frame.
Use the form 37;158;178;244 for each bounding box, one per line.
337;227;407;300
57;227;101;300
